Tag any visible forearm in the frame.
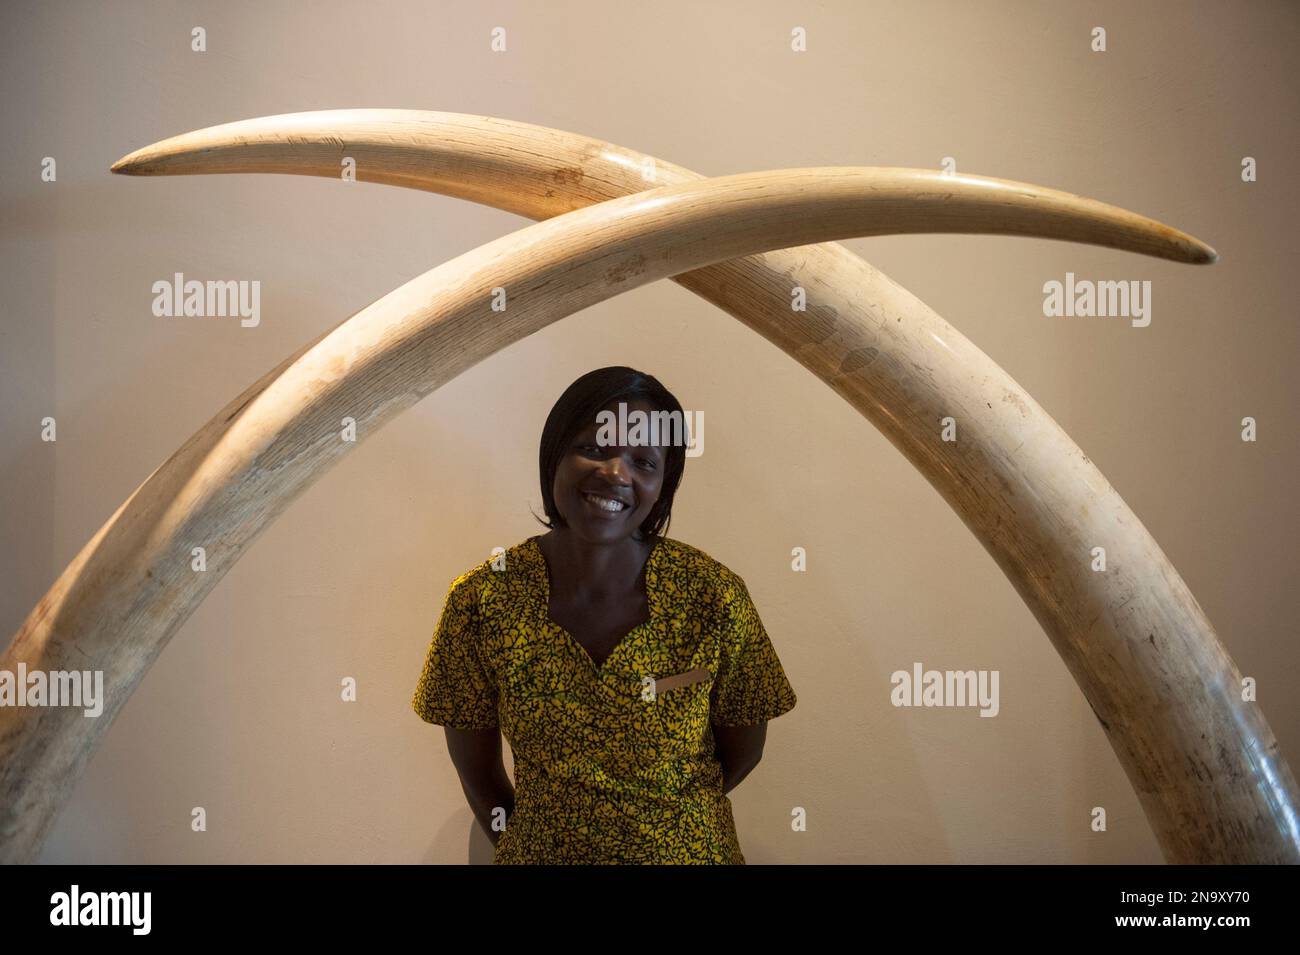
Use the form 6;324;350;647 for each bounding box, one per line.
718;753;761;794
457;765;515;846
443;726;515;846
713;721;767;794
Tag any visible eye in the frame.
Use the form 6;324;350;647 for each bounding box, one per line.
637;458;657;471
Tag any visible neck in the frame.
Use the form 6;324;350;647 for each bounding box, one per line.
541;528;654;603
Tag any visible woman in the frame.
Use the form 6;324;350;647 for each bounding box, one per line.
412;366;797;863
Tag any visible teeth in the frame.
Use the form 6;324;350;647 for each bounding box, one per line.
584;492;626;512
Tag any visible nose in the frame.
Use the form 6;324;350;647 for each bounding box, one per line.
595;453;633;484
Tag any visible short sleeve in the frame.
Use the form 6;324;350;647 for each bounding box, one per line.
412;575;499;730
710;577;797;727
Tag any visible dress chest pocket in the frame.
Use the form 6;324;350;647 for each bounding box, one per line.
645;668;714;744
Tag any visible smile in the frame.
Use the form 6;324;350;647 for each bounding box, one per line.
582;492;629;514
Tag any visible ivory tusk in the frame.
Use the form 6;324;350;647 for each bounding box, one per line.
2;112;1292;864
109;109;1215;264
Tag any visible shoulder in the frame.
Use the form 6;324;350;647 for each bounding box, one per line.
655;536;752;609
442;537;542;611
444;556;492;599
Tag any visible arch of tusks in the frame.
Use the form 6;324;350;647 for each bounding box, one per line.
2;110;1295;864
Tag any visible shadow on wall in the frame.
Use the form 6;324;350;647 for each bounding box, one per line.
419;812;496;865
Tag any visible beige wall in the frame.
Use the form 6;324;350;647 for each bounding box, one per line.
2;0;1296;863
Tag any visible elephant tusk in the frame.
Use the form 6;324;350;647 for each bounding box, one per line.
109;109;1216;264
2;112;1292;865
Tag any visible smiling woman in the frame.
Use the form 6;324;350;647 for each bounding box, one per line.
412;366;798;864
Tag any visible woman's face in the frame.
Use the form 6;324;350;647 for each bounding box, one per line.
552;399;670;543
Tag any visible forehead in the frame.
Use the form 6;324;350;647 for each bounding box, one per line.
573;401;674;450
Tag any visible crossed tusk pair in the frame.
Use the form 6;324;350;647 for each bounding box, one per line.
1;109;1294;863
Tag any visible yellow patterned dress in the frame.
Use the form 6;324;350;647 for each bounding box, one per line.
412;534;797;864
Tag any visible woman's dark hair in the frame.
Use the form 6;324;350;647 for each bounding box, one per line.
534;367;687;541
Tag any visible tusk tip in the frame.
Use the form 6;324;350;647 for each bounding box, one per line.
1183;238;1218;265
110;150;150;175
